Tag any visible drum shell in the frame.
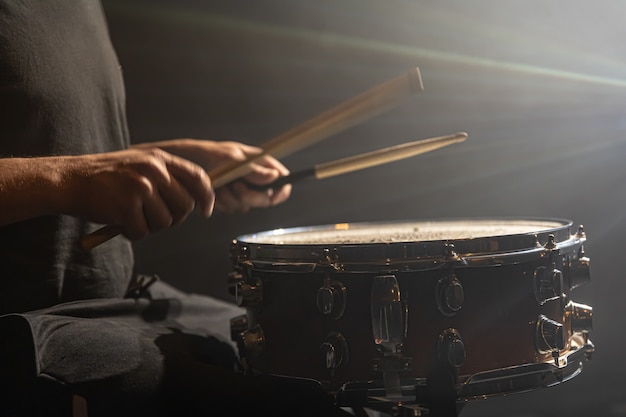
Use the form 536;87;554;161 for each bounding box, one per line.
236;255;579;389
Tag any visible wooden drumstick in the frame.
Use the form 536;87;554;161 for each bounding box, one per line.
80;67;424;251
209;67;424;187
245;132;468;190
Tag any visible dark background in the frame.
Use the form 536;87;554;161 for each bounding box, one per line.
102;1;625;415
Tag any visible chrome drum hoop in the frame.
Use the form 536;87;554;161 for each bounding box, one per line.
458;333;595;401
231;218;584;272
335;335;595;413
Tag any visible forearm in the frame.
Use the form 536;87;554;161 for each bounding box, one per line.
131;139;214;164
0;157;73;226
130;139;264;173
0;147;219;240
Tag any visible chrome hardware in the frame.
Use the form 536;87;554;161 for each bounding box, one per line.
436;274;464;316
230;241;251;269
583;338;595;360
370;275;409;398
227;269;245;299
371;275;405;353
234;278;263;308
229;314;248;342
320;332;349;370
437;328;466;367
533;266;564;305
568;254;591;290
566;301;593;333
370;355;413;398
458;336;594;401
443;243;467;265
319;248;341;271
316;280;346;319
535;315;565;354
339;337;596;413
238;324;264;358
227;269;243;284
370;356;412;373
544;234;557;250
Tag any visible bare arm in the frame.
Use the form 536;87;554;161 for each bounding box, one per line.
0;148;214;240
0;156;70;226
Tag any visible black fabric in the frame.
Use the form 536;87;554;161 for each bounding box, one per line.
0;281;239;416
0;282;353;417
0;0;133;314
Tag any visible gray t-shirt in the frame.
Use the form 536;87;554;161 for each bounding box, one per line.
0;0;134;313
0;4;353;416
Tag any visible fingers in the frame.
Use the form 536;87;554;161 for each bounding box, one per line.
243;157;292;205
143;155;214;230
110;149;214;239
143;176;196;230
269;181;292;206
214;178;292;214
163;155;215;218
214;182;265;214
213;150;292;213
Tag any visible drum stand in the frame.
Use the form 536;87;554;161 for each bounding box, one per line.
337;361;465;417
424;362;463;417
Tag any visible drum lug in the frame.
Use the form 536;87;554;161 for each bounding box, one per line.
568;252;591;290
227;270;244;298
371;275;406;353
230;314;249;343
316;279;346;319
228;258;254;300
234;277;263;308
320;332;349;370
237;324;265;360
565;301;593;334
436;274;464;317
535;315;566;355
533;266;564;305
584;339;595;360
437;328;466;368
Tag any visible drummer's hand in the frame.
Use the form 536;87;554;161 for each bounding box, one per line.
132;139;292;214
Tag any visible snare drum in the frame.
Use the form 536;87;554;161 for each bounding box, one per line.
228;218;594;410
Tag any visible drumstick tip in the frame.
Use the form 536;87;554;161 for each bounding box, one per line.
449;131;468;143
409;67;424;92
